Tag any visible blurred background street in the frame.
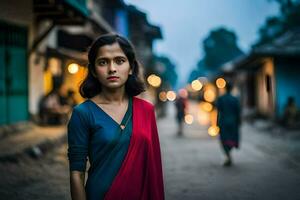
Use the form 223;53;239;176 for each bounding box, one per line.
1;0;300;199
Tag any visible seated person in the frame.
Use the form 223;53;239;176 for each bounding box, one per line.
38;88;69;125
282;97;299;128
60;89;78;108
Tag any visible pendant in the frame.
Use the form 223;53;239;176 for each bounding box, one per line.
120;125;125;130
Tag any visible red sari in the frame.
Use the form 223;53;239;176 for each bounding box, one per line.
104;97;165;200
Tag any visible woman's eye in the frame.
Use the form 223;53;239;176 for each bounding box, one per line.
98;60;107;66
115;58;125;65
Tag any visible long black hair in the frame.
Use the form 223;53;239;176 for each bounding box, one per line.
79;33;145;98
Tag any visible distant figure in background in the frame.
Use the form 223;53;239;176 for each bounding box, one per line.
282;97;299;128
175;89;188;136
38;88;69;125
61;89;78;108
216;83;241;166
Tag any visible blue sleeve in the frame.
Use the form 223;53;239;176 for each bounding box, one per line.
67;107;90;172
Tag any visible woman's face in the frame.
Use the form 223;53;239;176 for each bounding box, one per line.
94;42;132;91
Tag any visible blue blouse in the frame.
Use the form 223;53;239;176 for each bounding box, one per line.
67;97;133;200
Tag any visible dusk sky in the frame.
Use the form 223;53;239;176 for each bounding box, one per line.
125;0;280;87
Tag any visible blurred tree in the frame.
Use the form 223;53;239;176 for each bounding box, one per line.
187;27;243;82
255;16;283;46
202;27;244;72
269;0;294;14
255;0;300;46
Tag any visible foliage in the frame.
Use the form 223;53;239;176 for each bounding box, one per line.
254;0;300;47
188;27;243;82
202;27;243;72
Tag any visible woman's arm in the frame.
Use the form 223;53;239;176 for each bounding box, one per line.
68;108;90;200
70;171;86;200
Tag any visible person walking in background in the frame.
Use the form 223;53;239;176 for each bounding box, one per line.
216;82;241;167
67;34;164;200
175;89;188;136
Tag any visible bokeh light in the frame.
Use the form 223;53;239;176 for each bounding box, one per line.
147;74;162;87
68;63;79;74
201;102;213;112
208;126;220;137
185;114;194;124
178;88;188;98
216;78;226;89
203;89;216;102
191;80;203;91
159;91;167;102
166;91;176;101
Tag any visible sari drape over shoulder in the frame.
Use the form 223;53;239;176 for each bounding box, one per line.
104;97;165;200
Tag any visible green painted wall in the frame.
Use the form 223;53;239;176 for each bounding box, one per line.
0;21;28;125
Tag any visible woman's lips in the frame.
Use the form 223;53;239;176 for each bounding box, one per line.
107;76;119;81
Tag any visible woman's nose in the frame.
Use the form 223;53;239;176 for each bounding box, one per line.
108;62;117;73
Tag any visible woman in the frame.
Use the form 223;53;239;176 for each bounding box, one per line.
67;34;164;200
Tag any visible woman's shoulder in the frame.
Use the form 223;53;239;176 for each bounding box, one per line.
133;96;154;111
72;100;91;115
68;101;92;125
